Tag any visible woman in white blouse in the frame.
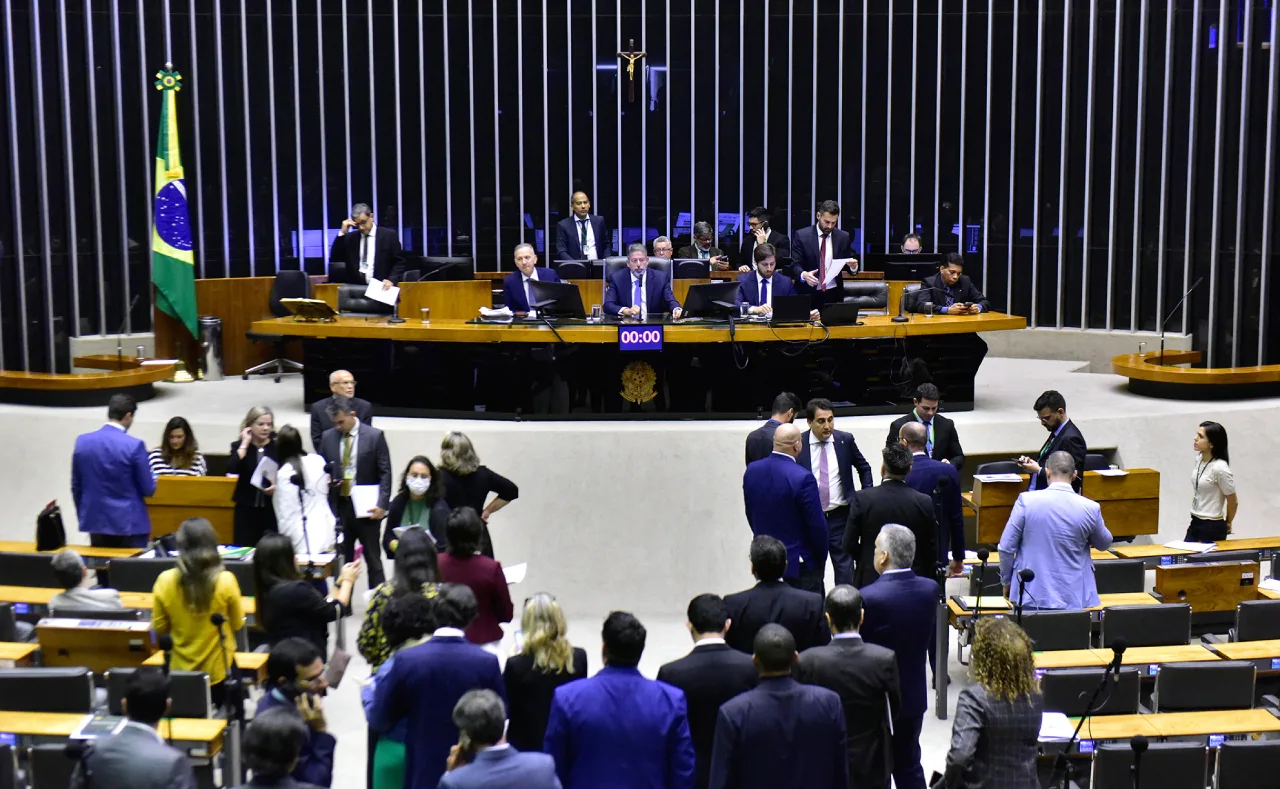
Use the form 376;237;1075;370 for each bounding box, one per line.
1188;420;1238;542
272;425;337;554
148;417;207;477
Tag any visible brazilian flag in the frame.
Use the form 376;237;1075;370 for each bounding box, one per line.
151;65;198;339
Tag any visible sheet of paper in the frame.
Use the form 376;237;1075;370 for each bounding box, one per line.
1260;577;1280;593
504;562;528;585
351;484;382;517
957;596;1012;610
1094;468;1129;477
364;279;401;306
1163;540;1216;553
480;306;514;317
1039;712;1076;741
974;473;1025;483
249;456;279;490
819;258;856;287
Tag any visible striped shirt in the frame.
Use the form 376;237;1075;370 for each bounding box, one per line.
147;448;207;478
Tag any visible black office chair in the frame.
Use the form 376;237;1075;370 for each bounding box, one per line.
1084;453;1110;470
1093;559;1147;594
106;668;212;718
48;607;144;621
646;258;672;277
1021;610;1092;651
1100;603;1191;647
1214;740;1280;789
401;269;422;282
674;259;710;279
243;270;311;382
1152;660;1256;712
26;744;77;789
0;602;17;642
420;255;475;279
1185;550;1261;564
1231;599;1280;642
967;563;1004;597
897;282;922;317
106;557;179;593
1041;667;1142;717
1090;742;1207;789
0;668;94;712
552;260;591;279
842;281;890;314
337;282;395;317
0;744;14;789
222;560;255;595
0;552;59;588
603;257;631;279
974;461;1022;476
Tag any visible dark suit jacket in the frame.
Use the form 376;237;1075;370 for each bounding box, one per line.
1032;419;1087;494
657;642;759;789
905;454;966;564
736;230;793;266
438;747;562;789
328;226;404;284
796;636;902;788
723;581;830;654
845;480;939;586
744;419;783;467
742;453;829;577
309;395;374;450
886;410;966;470
676;244;726;262
602;267;681;315
555;214;609;260
791;225;855;304
502;647;589;753
708;676;848;789
734;271;797;308
367;635;506;789
71;722;197;789
382;490;450;556
318;422;393;513
860;569;939;717
255;691;338;787
911;272;991;313
796;429;874;495
501;267;563;313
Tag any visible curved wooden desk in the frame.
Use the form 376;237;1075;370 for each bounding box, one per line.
1112;350;1280;399
0;355;176;406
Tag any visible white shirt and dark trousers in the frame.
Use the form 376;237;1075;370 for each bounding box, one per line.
808;433;854;586
1187;457;1235;542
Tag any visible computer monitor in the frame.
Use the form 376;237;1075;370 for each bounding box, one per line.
529;280;587;319
682;282;741;318
864;252;948;281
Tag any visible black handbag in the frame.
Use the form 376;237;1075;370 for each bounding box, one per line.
35;500;66;551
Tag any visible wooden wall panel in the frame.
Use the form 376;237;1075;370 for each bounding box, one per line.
154;278;282;377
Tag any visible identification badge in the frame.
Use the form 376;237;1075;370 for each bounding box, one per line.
344;468;355;481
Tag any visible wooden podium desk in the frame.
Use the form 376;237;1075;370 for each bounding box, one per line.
0;711;226;754
0;586;255;617
1034;649;1109;670
36;618;157;674
147;476;237;545
1115;535;1280;566
1105;644;1219;668
946;593;1161;631
143;649;269;683
0;641;39;666
969;470;1160;544
1154;560;1262;613
0;541;140;568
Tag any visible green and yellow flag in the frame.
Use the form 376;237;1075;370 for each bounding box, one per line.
151;65;198;339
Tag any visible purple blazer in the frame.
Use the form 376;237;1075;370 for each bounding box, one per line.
71;425;156;536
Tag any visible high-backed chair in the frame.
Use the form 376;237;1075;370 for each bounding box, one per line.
420;256;474;280
1084;453;1110;470
106;668;212;719
0;668;94;712
967;563;1004;597
603;257;632;279
1093;559;1147;594
974;461;1022;476
0;744;14;789
1185;549;1261;564
674;260;711;279
337;283;395;316
1099;603;1191;648
47;607;144;621
841;281;890;314
0;552;59;588
106;557;179;593
1041;668;1142;717
26;744;77;789
1214;740;1280;789
243;270;311;382
1232;599;1280;642
1152;660;1256;712
1020;610;1092;651
0;602;18;642
1090;742;1207;789
552;260;591;279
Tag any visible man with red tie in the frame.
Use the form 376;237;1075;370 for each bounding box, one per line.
791;200;859;308
795;398;874;586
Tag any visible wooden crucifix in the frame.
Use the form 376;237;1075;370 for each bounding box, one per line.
616;38;646;103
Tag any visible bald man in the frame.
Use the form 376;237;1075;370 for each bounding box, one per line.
900;421;966;577
501;242;562;315
309;369;374;450
743;422;830;594
555;191;610;261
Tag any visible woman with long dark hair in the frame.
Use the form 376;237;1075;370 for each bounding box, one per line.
253;532;360;653
438;431;518;557
226;405;278;547
1187;420;1238;542
272;425;337;554
382;455;450;557
148;416;207;477
357;528;441;672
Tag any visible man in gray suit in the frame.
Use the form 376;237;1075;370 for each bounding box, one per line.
70;668;196;789
320;395;393;587
441;689;561;788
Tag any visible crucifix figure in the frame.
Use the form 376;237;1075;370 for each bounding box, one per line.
616;38;646;103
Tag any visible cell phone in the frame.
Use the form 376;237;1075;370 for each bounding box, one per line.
354;544;365;562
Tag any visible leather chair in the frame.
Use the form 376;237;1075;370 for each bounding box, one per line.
1084;453;1111;470
0;744;14;789
552;260;591;279
420;256;474;281
0;553;58;588
402;269;422;282
675;260;711;279
1100;603;1191;647
26;744;77;789
107;668;212;718
243;270;311;382
1185;549;1261;564
0;602;17;642
1214;740;1280;789
1090;742;1206;789
338;283;394;316
1092;559;1146;594
1020;610;1092;651
974;460;1022;476
605;256;672;280
47;607;144;621
0;668;94;712
1041;667;1142;716
1152;660;1256;712
1231;599;1280;642
841;281;890;314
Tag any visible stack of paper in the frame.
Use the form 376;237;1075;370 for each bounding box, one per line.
1039;712;1076;741
1163;540;1217;553
351;485;382;517
1094;468;1129;477
974;473;1024;483
249;456;278;490
364;280;401;307
1260;577;1280;593
479;306;514;318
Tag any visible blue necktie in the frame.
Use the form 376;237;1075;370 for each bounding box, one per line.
760;277;769;305
922;420;933;456
633;277;643;310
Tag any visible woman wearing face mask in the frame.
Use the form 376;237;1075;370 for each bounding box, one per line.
226;405;278;547
382;455;449;558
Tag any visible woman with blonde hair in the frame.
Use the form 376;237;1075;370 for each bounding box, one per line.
501;592;587;752
438;431;518;558
151;517;245;708
942;617;1043;788
226;405;278;546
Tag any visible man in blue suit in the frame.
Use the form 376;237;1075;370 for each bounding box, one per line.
796;398;874;586
742;423;829;594
501;242;562;315
791;199;859;307
440;689;561;789
603;243;683;318
859;524;939;789
368;584;505;789
555;191;609;261
708;624;848;789
70;393;156;548
899;421;966;578
544;611;695;789
734;243;794;313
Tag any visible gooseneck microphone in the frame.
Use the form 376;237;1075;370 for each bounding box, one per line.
1130;734;1148;789
1109;638;1127;681
1016;568;1035;624
971;549;991;636
1158;276;1204;362
158;634;174;676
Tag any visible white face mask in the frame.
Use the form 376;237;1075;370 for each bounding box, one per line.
406;476;431;496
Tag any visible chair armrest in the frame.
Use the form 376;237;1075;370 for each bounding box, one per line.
1261;695;1280;712
1201;633;1229;645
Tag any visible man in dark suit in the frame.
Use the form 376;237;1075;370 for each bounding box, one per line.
884;382;966;470
910;252;991;314
1017;389;1087;493
329;201;404;286
319;395;393;587
603;243;683;318
796;586;901;789
253;637;338;787
708;624;848;789
308;369;374;450
71;394;157;548
657;594;759;789
555;191;609;261
677;220;732;271
742;423;829;593
791;199;859;307
859;525;938;789
900;421;966;577
734;206;792;271
723;536;830;654
439;690;560;789
796;398;874;586
235;707;321;789
734;244;817;321
70;668;197;789
369;584;506;789
501;242;562;315
845;444;938;587
744;391;802;466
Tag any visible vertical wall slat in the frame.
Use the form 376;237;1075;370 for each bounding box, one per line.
341;0;351;215
32;0;56;365
137;0;152;285
691;1;697;235
1258;0;1279;361
860;0;866;256
591;0;597;215
87;0;107;332
366;0;376;223
1230;0;1253;365
1154;0;1174;329
885;0;893;252
111;0;129;334
763;1;769;206
216;0;230;273
958;0;968;256
1081;0;1098;325
1030;0;1045;327
643;0;649;243
541;0;549;257
291;0;303;266
981;0;993;286
3;0;24;366
265;0;281;270
1129;0;1149;331
1005;0;1019;314
932;0;941;251
909;0;918;236
518;0;525;244
239;0;256;272
58;0;82;337
738;0;744;246
443;0;454;255
189;0;205;277
1181;1;1203;337
1054;1;1071;328
394;0;405;259
492;0;501;260
1206;0;1229;366
836;0;844;222
319;0;330;264
616;0;621;249
1105;0;1124;330
416;0;425;250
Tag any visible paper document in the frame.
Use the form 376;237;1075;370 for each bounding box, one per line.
1163;540;1216;553
1260;577;1280;593
351;484;382;517
249;456;279;490
974;473;1024;483
956;596;1012;611
1039;712;1076;741
1094;468;1129;477
820;259;856;287
504;562;528;585
364;280;401;307
479;306;515;320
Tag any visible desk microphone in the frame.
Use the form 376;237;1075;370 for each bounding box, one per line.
1016;568;1035;624
1130;734;1148;789
892;286;945;323
1158;276;1203;362
1108;638;1127;680
158;634;174;676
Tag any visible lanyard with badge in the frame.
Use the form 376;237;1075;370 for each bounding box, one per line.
1192;459;1211;509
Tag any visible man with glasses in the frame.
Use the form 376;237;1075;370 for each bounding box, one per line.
652;235;675;259
1016;389;1087;493
330;201;404;287
254;637;337;787
677;221;731;270
309;369;374;450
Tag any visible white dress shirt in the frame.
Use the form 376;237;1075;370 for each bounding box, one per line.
808;434;846;510
357;224;379;282
756;272;775;308
576;216;598;260
693;637;727;647
435;627;466;639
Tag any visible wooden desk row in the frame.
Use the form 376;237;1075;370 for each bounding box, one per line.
0;586;256;616
967;471;1160;544
946;593;1162;631
1046;708;1280;744
0;711;226;754
1034;644;1221;671
1114;535;1280;564
141;650;269;683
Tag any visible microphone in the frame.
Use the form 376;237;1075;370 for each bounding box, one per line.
1158;276;1203;362
976;548;990;562
158;634;174;676
115;293;142;370
1016;568;1034;624
1018;568;1035;583
892;286;946;323
1109;638;1127;680
210;612;226;627
970;549;991;638
1130;734;1148;789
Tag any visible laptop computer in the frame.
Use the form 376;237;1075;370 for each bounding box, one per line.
819;302;864;326
770;295;813;324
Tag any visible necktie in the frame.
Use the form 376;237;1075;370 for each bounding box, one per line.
633;277;643;312
340;433;353;496
923;420;934;456
700;248;709;260
818;232;830;291
579;219;588;249
360;233;370;277
760;277;769;305
818;441;831;511
524;277;533;310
